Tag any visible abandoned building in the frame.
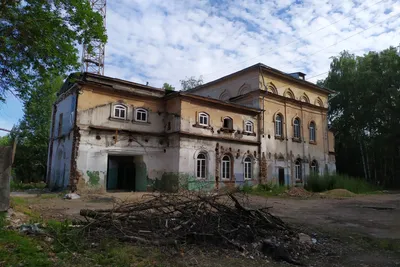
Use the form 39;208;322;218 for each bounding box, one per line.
46;63;336;192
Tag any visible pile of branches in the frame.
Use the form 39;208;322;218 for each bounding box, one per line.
79;192;309;264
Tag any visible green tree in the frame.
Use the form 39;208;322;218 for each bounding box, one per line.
0;0;107;101
180;76;204;91
0;135;11;146
163;83;175;91
11;76;63;182
321;47;400;188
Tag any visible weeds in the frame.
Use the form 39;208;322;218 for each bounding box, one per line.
305;174;378;194
10;180;46;191
241;183;288;197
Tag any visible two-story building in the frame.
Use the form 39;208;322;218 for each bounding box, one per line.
46;63;335;192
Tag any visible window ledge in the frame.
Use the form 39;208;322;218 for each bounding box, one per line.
244;178;253;181
309;141;317;145
219;127;235;133
275;135;285;141
292;137;302;143
192;123;212;130
241;130;256;136
109;117;129;123
132;120;151;125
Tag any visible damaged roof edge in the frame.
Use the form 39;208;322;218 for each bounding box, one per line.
187;63;334;94
58;72;164;96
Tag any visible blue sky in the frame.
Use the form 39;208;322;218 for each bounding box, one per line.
1;0;399;136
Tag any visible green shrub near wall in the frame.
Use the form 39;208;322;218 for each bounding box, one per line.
305;174;378;194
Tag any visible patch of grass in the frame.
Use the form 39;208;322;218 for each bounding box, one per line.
10;180;47;191
10;197;40;219
0;212;52;267
241;183;288;197
305;174;379;194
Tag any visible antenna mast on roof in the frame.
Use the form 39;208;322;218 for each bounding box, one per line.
81;0;106;75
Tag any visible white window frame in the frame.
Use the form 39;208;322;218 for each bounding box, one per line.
311;160;318;174
113;104;127;120
196;153;207;179
293;118;301;139
244;157;252;179
275;114;283;137
221;155;231;180
198;112;209;126
244;121;253;133
309;121;316;142
135;108;148;122
295;159;302;181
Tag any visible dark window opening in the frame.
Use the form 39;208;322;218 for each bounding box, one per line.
223;117;233;129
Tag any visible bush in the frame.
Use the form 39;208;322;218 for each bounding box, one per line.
305;174;378;194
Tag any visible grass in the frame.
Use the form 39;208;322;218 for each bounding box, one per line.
241;183;288;197
0;212;52;266
304;174;379;194
10;180;47;191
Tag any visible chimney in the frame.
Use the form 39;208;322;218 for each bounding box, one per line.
288;72;306;80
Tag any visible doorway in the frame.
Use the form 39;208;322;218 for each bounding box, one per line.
107;156;135;191
278;168;285;186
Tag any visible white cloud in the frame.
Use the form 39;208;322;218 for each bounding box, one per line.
103;0;400;87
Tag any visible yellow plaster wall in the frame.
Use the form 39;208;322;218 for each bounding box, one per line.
260;73;328;108
180;99;258;140
77;86;164;112
262;97;327;159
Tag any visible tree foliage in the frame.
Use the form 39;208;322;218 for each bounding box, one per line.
321;46;400;188
11;76;63;182
162;83;175;91
0;0;107;101
180;76;204;91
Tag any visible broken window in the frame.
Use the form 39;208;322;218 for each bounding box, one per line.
311;160;318;174
198;112;209;126
293;117;301;139
223;117;233;129
244;157;252;179
275;114;283;137
295;159;302;181
113;104;127;119
196;153;207;179
309;121;316;142
244;121;253;133
221;155;231;179
135;108;148;122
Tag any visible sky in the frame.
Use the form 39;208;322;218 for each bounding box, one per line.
1;0;399;136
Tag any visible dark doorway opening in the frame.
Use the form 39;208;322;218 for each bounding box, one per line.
107;156;135;191
278;168;285;186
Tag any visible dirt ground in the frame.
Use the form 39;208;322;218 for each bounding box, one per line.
10;191;400;267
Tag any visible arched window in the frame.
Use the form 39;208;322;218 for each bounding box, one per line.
275;114;283;137
295;159;302;181
223;117;233;129
244;121;253;133
198;112;209;126
113;104;127;119
309;121;316;142
293;118;301;139
221;155;231;180
244;157;252;179
135;108;148;122
196;153;207;179
310;160;318;175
